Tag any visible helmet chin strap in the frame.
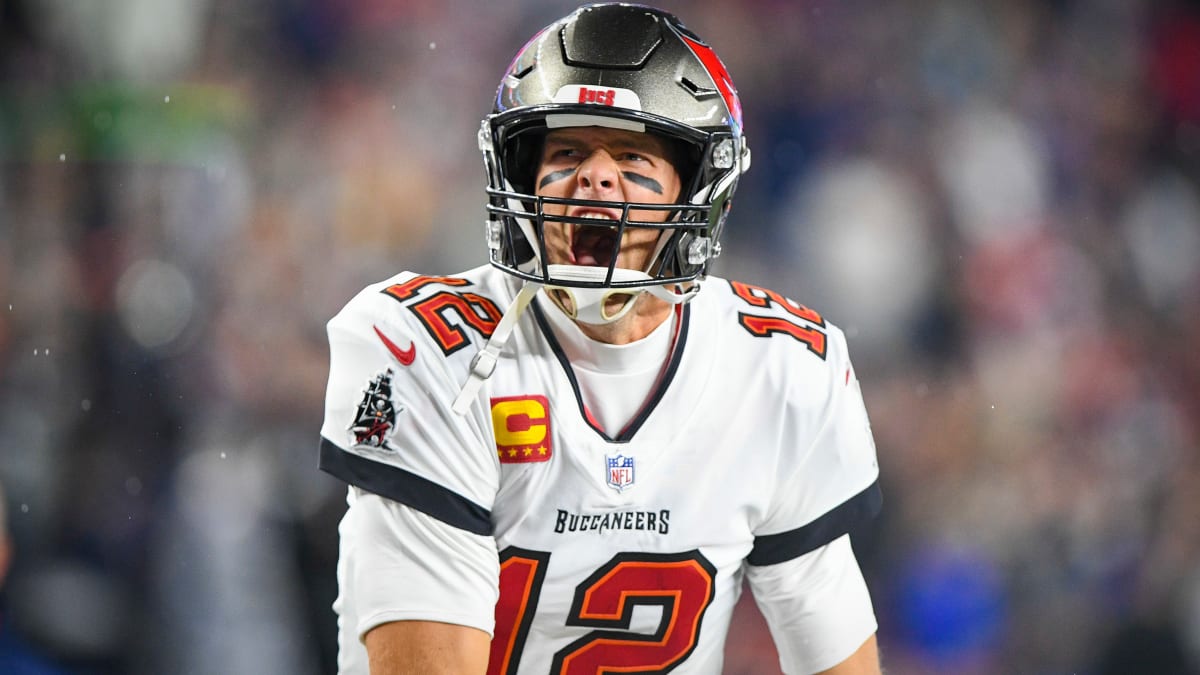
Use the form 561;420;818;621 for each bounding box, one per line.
548;285;638;325
544;264;696;325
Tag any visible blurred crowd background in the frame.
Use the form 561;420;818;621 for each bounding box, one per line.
1;0;1198;673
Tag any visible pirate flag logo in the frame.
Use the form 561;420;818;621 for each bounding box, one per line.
350;368;402;449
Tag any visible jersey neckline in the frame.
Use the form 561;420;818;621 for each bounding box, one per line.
529;298;691;443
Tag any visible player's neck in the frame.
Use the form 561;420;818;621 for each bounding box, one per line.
573;293;672;345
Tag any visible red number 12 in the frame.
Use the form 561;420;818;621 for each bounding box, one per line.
489;549;716;674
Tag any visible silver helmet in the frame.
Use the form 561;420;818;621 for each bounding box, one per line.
479;3;751;297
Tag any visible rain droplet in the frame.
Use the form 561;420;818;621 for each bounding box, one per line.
20;504;28;513
116;259;196;349
33;348;38;355
81;399;92;411
220;451;227;459
59;153;66;162
429;42;436;49
125;476;143;496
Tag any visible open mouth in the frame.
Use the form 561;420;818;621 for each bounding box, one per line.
570;213;621;267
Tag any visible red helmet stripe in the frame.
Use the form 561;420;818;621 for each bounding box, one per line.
679;35;743;128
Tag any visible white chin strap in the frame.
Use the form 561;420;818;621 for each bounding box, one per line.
544;264;696;325
451;267;698;414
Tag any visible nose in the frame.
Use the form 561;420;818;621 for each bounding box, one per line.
575;150;620;195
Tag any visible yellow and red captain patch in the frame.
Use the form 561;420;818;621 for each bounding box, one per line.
491;395;552;464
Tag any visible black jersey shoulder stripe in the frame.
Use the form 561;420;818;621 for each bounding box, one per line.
319;437;492;536
747;480;882;566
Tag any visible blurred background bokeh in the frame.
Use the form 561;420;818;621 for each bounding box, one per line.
1;0;1198;673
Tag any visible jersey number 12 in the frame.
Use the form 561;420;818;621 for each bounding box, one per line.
488;548;717;674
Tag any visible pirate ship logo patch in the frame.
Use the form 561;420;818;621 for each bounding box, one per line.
350;368;403;449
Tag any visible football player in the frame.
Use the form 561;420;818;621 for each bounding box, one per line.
320;4;883;673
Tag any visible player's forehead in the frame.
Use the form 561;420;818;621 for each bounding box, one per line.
543;126;673;155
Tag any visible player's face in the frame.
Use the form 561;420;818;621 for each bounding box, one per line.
534;127;682;274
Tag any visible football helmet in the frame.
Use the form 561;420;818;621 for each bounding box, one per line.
454;3;751;412
479;3;751;309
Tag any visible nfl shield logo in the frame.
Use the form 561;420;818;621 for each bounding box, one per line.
606;455;635;492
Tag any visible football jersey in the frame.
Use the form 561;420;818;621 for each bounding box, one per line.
319;264;882;674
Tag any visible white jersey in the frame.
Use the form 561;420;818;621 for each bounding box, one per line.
320;265;881;674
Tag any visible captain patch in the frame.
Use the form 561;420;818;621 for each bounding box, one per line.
492;395;552;463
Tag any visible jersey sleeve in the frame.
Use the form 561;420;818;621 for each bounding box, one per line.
746;534;877;673
335;486;500;667
319;280;498;535
748;324;882;566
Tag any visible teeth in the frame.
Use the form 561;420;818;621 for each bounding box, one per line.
574;213;619;236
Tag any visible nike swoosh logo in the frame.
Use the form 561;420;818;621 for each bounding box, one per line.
374;325;416;365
